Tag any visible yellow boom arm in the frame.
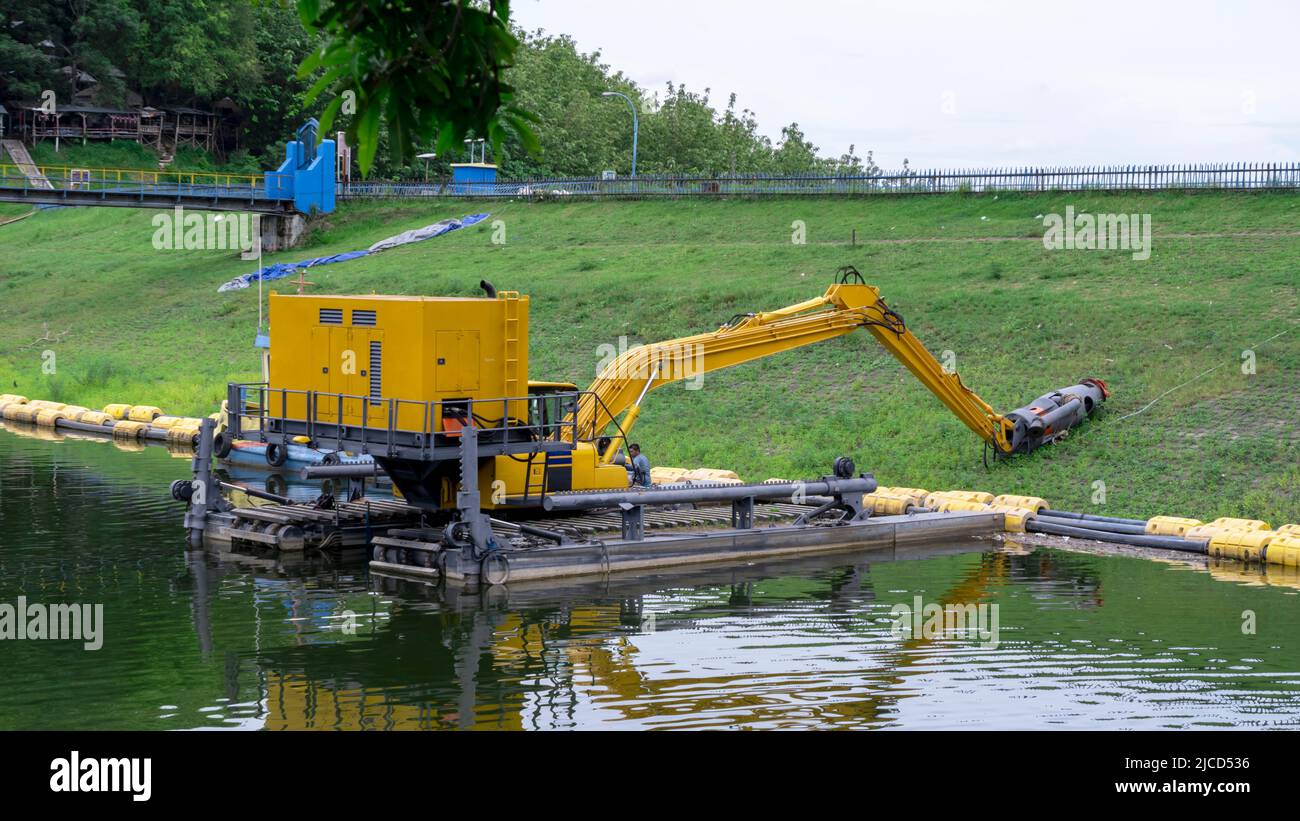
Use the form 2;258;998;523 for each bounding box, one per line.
575;269;1108;459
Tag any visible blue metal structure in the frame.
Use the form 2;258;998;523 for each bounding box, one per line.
263;118;336;214
449;162;498;195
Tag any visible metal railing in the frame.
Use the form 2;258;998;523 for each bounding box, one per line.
0;162;263;190
338;162;1300;200
0;163;292;204
229;383;621;460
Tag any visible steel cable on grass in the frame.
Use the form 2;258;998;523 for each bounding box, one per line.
1111;328;1290;424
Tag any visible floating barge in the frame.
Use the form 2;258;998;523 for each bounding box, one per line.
177;418;1002;585
202;496;422;552
369;507;1000;585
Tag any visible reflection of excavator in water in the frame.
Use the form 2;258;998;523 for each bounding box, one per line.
232;266;1108;515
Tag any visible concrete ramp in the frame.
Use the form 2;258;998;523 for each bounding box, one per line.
1;141;53;189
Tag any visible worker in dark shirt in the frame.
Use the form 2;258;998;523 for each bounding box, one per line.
626;443;651;488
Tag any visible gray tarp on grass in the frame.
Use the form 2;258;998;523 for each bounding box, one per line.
367;212;490;252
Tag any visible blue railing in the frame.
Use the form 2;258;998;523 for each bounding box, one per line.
0;164;294;210
338;162;1300;200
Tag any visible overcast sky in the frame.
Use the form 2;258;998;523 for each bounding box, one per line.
514;0;1300;169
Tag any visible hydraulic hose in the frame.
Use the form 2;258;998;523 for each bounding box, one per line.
1031;516;1148;536
1034;509;1147;527
1026;518;1207;553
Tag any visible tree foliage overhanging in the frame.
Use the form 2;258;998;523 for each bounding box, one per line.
1;0;883;179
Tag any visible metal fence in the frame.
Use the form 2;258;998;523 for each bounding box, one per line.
338;162;1300;200
0;164;295;212
0;162;265;192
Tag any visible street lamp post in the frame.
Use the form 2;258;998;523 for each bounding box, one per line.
417;152;437;183
601;91;638;178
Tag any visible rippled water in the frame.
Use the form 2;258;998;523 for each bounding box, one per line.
2;426;1300;730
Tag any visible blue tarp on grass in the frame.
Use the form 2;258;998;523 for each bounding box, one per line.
217;213;490;292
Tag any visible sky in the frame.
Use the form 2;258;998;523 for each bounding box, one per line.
514;0;1300;170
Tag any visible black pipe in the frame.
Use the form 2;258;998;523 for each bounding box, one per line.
55;417;195;446
217;480;293;505
480;279;496;298
1027;519;1206;553
489;517;571;545
301;462;381;479
54;418;115;435
541;476;877;512
1033;517;1148;536
1036;509;1147;527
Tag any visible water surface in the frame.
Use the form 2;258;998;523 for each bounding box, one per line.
2;426;1298;730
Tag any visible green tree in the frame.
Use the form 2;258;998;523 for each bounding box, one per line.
127;0;261;101
0;1;63;101
1;3;882;180
235;2;321;164
63;0;142;104
0;0;139;105
717;94;775;175
300;0;537;175
489;32;633;177
771;123;821;174
637;83;727;174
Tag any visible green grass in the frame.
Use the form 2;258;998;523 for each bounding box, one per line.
1;191;1298;524
21;140;262;175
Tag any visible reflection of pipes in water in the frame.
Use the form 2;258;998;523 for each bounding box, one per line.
454;609;495;730
185;549;214;658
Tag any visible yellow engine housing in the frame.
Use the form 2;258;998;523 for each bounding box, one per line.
269;290;531;432
266;290;632;511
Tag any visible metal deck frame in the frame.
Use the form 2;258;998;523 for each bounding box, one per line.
227;382;616;462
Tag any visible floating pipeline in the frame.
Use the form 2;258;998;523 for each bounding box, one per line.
5;392;1298;572
2;395;380;472
1026;518;1204;551
0;394;213;453
860;484;1300;570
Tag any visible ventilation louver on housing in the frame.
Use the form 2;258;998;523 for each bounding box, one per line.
352;309;377;326
319;308;343;325
369;341;382;404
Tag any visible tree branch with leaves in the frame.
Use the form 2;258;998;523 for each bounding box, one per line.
297;0;537;176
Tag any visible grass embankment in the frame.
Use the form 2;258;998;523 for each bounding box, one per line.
23;139;263;175
1;191;1297;523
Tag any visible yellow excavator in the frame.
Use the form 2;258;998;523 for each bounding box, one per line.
577;266;1108;468
230;266;1107;513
